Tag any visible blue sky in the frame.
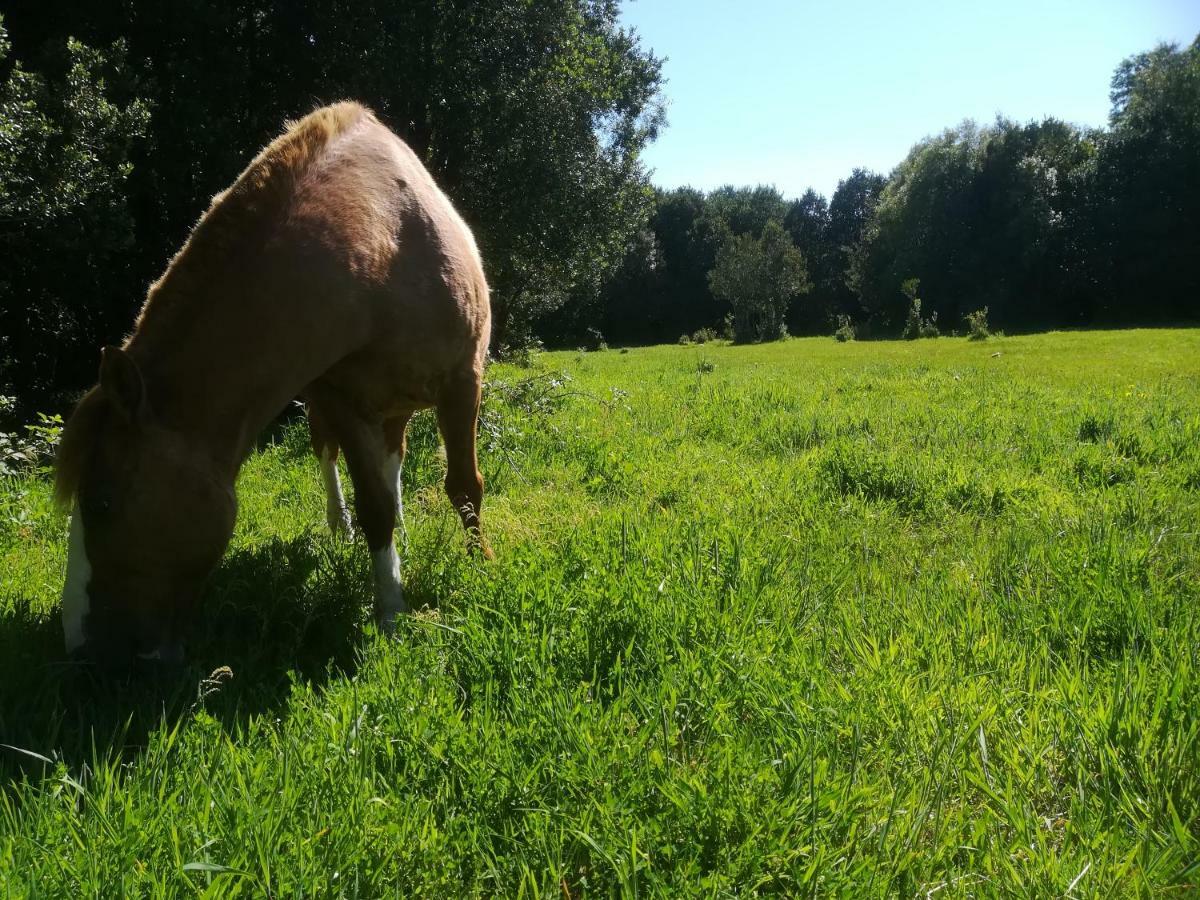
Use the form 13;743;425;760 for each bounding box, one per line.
620;0;1200;200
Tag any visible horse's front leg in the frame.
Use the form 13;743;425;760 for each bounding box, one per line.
308;402;353;539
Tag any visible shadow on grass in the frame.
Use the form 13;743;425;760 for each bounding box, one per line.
0;534;371;789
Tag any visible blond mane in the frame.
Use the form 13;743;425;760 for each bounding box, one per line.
136;101;371;331
54;102;371;509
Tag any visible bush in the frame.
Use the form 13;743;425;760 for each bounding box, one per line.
691;327;719;344
965;307;991;340
583;326;607;352
0;396;63;475
900;280;939;339
833;315;857;342
0;23;150;410
504;337;545;368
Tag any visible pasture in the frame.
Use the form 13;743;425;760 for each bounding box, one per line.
2;329;1198;895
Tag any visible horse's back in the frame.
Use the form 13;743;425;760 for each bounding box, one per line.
286;111;490;414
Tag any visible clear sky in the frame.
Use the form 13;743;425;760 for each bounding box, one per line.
620;0;1200;200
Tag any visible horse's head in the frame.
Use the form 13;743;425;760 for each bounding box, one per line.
57;347;237;668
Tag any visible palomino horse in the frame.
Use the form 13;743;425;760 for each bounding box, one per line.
54;102;492;666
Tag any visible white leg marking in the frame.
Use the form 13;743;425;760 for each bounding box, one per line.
382;451;406;546
371;541;407;630
62;502;91;653
319;448;353;538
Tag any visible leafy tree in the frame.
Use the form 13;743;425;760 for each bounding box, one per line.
601;186;722;344
5;0;664;359
826;168;887;324
0;16;148;412
828;168;888;252
1086;37;1200;323
850;119;1092;332
783;188;835;333
708;220;809;343
702;184;789;239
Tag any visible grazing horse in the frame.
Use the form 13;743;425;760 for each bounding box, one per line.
53;102;492;666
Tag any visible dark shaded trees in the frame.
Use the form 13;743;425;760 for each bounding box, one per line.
0;16;148;408
1085;38;1200;323
849;38;1198;335
3;0;664;399
850;120;1094;332
782;189;833;333
595;184;797;345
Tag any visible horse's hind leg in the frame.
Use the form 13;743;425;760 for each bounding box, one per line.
437;374;494;559
382;413;411;547
308;403;352;539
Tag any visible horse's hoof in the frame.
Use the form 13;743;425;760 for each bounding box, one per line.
327;504;354;541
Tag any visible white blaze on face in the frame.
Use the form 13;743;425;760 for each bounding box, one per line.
371;541;407;631
62;501;92;653
319;448;352;538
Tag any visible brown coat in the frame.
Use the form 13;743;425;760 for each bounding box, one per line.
55;102;491;665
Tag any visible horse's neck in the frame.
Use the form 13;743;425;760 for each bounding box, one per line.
130;283;351;478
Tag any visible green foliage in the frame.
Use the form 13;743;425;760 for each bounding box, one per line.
599;184;827;347
850;39;1199;335
899;279;939;339
851;118;1095;334
0;16;149;408
2;329;1199;892
1089;38;1200;324
5;1;664;369
707;220;809;343
0;396;63;475
965;306;991;340
833;314;857;342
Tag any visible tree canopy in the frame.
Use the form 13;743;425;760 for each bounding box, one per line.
1;0;664;405
708;220;809;343
1;15;1197;413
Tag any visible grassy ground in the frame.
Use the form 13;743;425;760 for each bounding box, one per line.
1;329;1198;896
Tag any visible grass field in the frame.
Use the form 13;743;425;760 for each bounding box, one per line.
2;329;1198;896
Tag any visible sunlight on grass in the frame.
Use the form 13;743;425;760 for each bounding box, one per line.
2;330;1198;894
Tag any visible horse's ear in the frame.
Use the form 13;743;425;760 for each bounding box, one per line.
99;346;145;422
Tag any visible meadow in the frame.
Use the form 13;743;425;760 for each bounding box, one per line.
1;329;1198;896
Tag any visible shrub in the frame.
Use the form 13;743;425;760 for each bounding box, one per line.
503;337;545;368
583;326;607;352
900;279;939;339
965;307;991;340
833;315;857;342
0;25;150;410
0;396;63;475
721;313;736;341
691;327;719;344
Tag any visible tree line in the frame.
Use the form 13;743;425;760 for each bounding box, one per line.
554;35;1199;348
1;0;663;413
1;2;1197;415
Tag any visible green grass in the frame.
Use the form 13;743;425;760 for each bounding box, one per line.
2;329;1199;896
